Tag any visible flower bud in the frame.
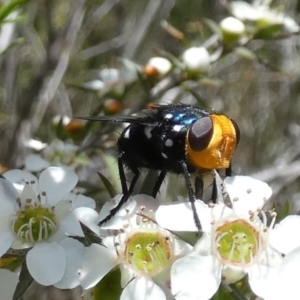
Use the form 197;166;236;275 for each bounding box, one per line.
182;47;210;74
143;57;172;78
220;17;245;44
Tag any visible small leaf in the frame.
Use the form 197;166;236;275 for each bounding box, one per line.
97;172;117;198
0;0;32;24
93;268;122;300
234;47;257;61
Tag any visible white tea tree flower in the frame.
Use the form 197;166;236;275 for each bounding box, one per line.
79;194;192;300
230;1;300;37
156;176;292;299
0;167;93;288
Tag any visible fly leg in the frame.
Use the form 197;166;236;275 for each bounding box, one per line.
99;157;140;225
181;160;202;231
152;170;167;198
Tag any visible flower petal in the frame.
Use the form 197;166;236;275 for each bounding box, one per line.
80;243;117;289
19;183;39;206
24;154;50;172
67;193;96;209
54;238;86;289
38;167;78;206
0;179;17;215
121;276;166;300
4;169;38;194
59;211;84;237
0;269;19;299
133;194;160;212
224;176;272;215
0;220;15;256
26;242;66;286
248;261;281;300
171;254;221;300
99;196;137;229
269;215;300;254
74;207;100;235
267;246;300;300
156;201;212;232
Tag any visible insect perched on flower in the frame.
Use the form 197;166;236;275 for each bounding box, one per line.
82;104;240;229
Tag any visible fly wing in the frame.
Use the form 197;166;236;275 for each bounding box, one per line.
78;106;161;126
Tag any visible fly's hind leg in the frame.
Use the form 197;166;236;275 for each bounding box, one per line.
99;157;140;225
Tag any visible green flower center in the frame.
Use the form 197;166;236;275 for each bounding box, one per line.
215;219;261;266
12;205;57;242
124;231;172;276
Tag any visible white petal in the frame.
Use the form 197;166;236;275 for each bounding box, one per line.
194;233;212;255
67;193;96;209
48;227;67;243
74;207;100;235
121;276;166;300
133;194;160;212
224;176;272;215
4;169;38;194
171;254;221;300
54;200;72;222
222;265;246;284
99;196;137;229
267;246;300;300
59;211;84;237
0;223;15;256
0;179;17;215
80;243;117;289
120;264;135;288
54;238;86;289
26;242;66;286
19;183;39;205
269;215;300;254
24;154;50;172
248;261;280;299
39;167;78;206
156;201;212;232
0;269;19;299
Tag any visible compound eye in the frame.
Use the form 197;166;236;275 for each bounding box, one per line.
230;118;240;145
188;116;213;151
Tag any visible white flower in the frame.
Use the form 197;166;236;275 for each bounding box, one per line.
0;269;19;299
230;1;300;35
24;139;85;172
144;57;172;77
156;176;295;299
0;167;94;287
84;60;137;97
182;47;210;73
79;194;192;300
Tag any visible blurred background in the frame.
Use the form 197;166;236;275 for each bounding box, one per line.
1;0;300;217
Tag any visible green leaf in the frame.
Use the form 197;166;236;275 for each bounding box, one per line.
93;268;122;300
97;171;117;198
0;0;32;24
234;47;257;61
